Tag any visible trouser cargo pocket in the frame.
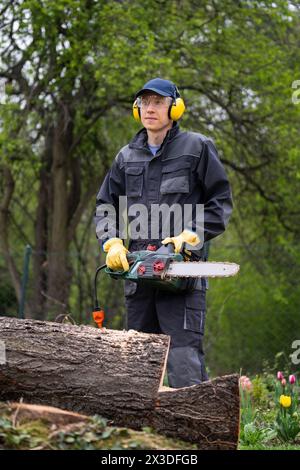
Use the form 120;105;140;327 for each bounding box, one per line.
184;288;206;334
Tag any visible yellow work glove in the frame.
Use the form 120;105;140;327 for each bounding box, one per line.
103;238;129;271
161;229;200;254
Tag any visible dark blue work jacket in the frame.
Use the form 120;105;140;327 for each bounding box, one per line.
95;122;232;255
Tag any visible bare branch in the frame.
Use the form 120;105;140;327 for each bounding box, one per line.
221;158;277;203
68;105;111;154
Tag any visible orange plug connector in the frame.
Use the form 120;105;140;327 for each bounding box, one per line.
93;308;105;328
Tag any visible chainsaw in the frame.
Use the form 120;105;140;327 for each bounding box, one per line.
92;243;239;328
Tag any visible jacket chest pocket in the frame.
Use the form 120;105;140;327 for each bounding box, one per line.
160;161;190;194
125;167;144;197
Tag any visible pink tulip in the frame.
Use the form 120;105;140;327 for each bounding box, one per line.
289;375;296;384
281;378;286;386
239;375;252;391
277;371;284;381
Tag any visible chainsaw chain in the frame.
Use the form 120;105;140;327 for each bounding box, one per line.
166;261;239;278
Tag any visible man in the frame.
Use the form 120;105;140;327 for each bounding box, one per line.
94;78;232;388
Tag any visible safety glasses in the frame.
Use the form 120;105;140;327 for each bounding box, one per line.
137;95;172;108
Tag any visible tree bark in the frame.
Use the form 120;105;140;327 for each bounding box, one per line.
46;112;72;320
0;167;20;300
32;125;53;320
151;377;240;450
0;317;169;419
0;317;240;449
0;167;31;316
115;377;240;450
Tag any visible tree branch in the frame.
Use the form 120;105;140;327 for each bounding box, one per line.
67;179;100;244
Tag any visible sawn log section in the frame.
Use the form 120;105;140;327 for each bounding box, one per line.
0;317;240;449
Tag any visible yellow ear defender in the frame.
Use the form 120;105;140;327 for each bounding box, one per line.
132;99;140;122
132;96;185;122
169;97;185;121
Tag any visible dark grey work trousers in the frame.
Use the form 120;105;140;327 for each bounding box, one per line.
124;279;208;388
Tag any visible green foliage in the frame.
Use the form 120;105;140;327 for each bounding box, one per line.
240;387;257;428
0;273;17;317
0;250;18;316
251;375;270;408
205;235;300;375
0;406;196;450
239;422;276;447
238;370;300;450
275;412;300;443
273;375;300;442
0;416;48;449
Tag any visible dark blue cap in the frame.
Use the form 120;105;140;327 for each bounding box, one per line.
135;78;180;99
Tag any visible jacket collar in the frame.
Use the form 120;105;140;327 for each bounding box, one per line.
129;121;180;151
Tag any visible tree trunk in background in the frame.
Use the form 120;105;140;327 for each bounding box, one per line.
32;126;53;320
0;167;19;299
0;167;31;316
0;317;240;449
46;108;74;320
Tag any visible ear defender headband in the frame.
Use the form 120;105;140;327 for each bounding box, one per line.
132;84;185;122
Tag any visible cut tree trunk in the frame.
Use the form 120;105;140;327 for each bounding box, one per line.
0;317;240;449
118;378;240;450
151;378;240;450
0;317;169;421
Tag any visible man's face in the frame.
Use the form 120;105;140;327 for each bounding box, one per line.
138;92;173;131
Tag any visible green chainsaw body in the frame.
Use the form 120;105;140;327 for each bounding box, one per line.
105;245;197;293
